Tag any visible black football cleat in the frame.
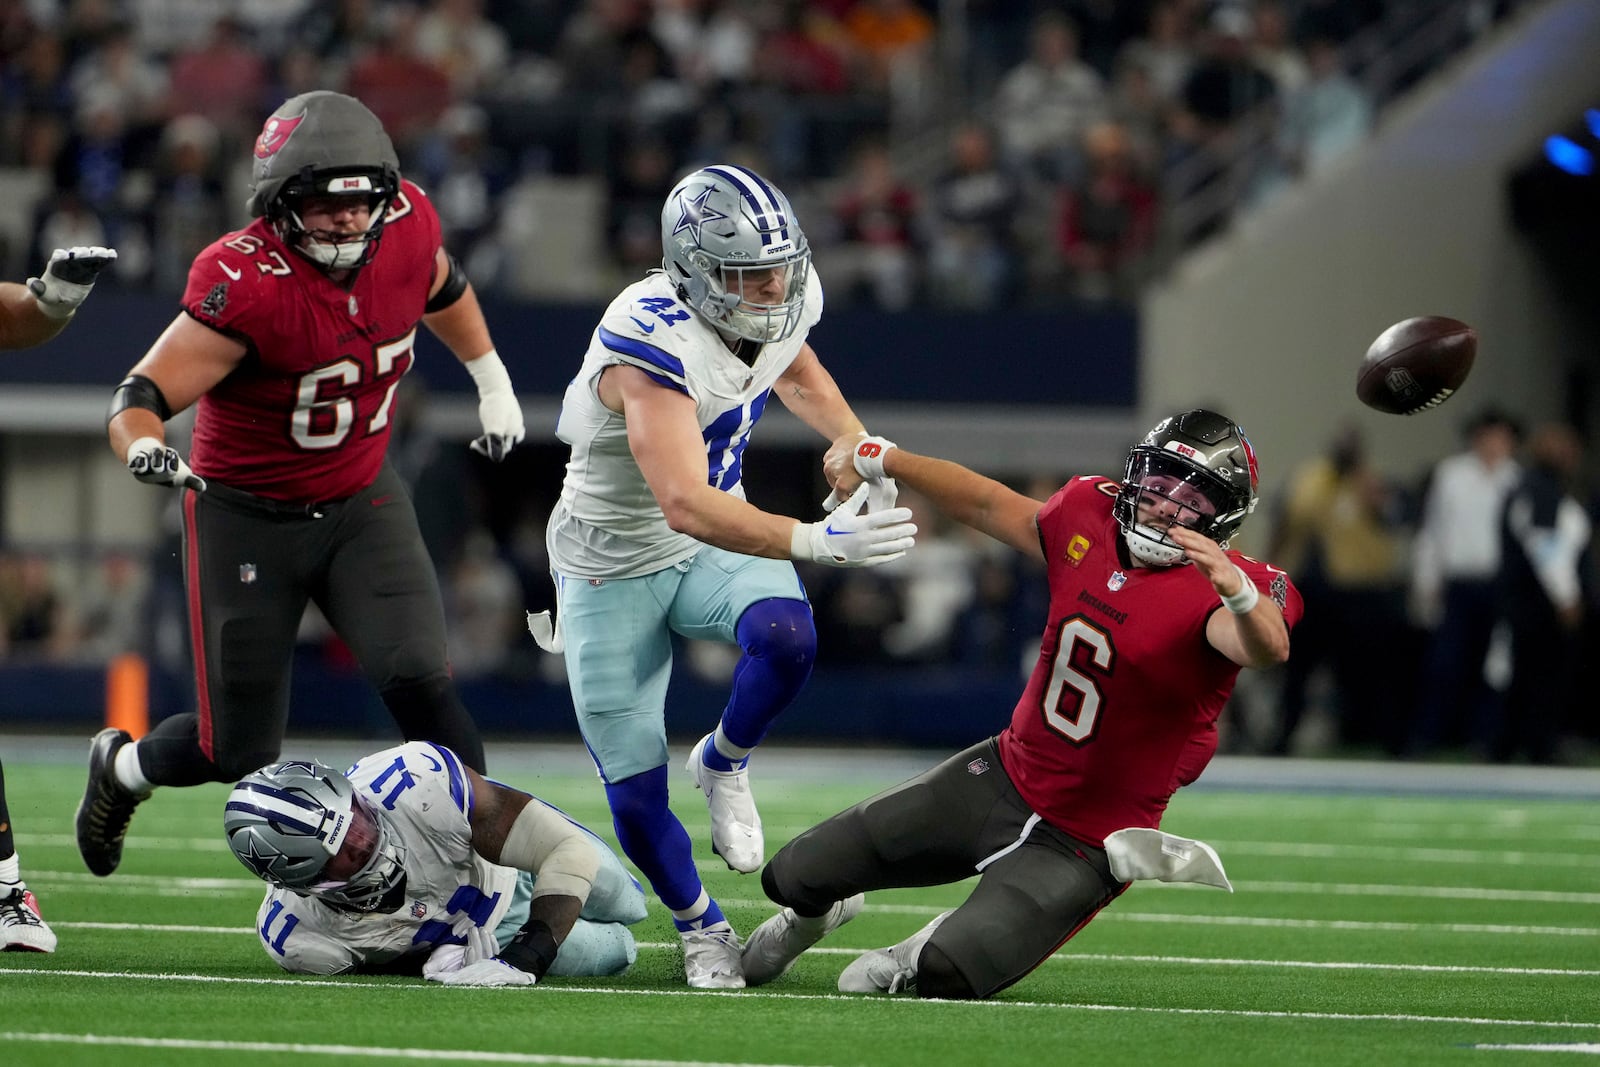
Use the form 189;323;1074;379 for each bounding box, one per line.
75;728;145;877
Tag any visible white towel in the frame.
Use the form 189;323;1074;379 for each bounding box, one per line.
1103;827;1232;892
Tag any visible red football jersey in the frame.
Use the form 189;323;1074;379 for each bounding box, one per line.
997;475;1303;846
183;180;442;502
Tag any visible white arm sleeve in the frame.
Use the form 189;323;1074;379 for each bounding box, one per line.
499;797;599;903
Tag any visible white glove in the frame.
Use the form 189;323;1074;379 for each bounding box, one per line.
27;246;118;320
126;436;207;491
422;943;468;981
823;434;899;511
465;350;525;461
439;957;538;987
791;483;916;567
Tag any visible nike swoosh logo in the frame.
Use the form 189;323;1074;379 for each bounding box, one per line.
371;495;393;507
825;524;846;536
629;316;656;333
218;260;241;280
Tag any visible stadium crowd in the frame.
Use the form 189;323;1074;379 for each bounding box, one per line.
0;0;1580;766
2;0;1498;311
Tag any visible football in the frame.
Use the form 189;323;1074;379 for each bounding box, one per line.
1356;316;1477;415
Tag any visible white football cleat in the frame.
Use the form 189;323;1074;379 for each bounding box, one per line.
0;886;57;953
838;909;952;995
680;919;746;989
685;732;763;873
742;893;864;986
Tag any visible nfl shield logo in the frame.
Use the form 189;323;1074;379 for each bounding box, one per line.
1107;571;1127;592
239;564;257;584
410;902;428;919
967;757;989;775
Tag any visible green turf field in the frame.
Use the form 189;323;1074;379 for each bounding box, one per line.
3;739;1597;1066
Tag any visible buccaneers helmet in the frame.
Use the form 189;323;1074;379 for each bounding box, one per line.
247;91;401;270
1114;408;1259;566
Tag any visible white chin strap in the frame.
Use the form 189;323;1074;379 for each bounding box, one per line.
1124;524;1188;567
301;237;371;270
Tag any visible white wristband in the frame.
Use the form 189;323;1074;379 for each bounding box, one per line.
1220;566;1260;614
851;434;897;481
789;522;813;562
465;349;514;396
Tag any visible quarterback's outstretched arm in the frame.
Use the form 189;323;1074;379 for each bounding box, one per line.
825;434;1046;561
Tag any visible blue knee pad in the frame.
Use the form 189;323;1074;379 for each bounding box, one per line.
722;598;817;749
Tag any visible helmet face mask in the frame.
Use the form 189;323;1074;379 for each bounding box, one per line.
248;92;401;271
224;760;407;913
662;165;811;343
1114;409;1259;566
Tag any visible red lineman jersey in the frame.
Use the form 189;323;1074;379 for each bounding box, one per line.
182;180;442;502
997;475;1303;846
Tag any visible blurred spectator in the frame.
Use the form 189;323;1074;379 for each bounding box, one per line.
1276;33;1373;179
925;120;1024;310
0;552;69;660
165;16;271;143
444;529;524;678
69;551;152;661
654;0;759;95
1119;0;1196;105
820;139;920;310
298;0;391;68
1250;0;1309;98
1406;406;1522;757
604;136;678;279
417;103;515;287
876;491;981;663
1052;119;1157;304
1490;423;1589;764
1266;424;1411;755
992;11;1108;184
68;21;170;135
757;1;851;97
841;0;936;97
147;114;228;292
1179;5;1278;133
347;6;454;151
414;0;512;96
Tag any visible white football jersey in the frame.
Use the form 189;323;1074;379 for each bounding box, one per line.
253;741;518;975
547;268;825;579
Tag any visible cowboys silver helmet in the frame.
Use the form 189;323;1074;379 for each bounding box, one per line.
1114;408;1259;566
224;759;406;912
661;164;811;343
247;91;401;270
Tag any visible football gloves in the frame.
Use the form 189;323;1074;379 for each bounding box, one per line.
823;434;899;512
126;436;207;492
424;924;538;987
27;246;118;320
791;483;916;567
465;350;525;462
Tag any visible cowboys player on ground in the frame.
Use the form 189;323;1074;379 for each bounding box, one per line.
226;742;647;983
529;164;916;988
740;410;1302;999
77;91;525;881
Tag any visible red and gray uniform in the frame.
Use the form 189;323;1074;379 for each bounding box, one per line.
763;475;1302;998
142;182;483;781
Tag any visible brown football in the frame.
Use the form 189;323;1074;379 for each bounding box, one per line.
1356;316;1477;415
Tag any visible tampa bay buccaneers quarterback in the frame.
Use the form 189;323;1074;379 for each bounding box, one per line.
77;91;524;880
740;409;1303;999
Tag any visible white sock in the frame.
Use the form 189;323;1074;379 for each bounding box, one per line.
0;854;20;884
670;889;712;925
114;742;153;795
712;726;752;765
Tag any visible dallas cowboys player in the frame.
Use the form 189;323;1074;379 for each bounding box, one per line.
225;742;648;983
530;164;916;988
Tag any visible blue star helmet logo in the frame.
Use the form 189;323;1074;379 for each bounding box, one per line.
673;185;728;245
232;833;290;883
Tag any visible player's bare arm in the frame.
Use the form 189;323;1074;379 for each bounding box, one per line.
824;436;1046;560
603;363;801;558
421;246;494;359
1169;526;1290;668
0;246;118;350
775;343;866;441
108;315;247;461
